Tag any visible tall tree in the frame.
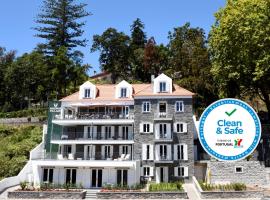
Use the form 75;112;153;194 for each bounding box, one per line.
0;47;16;111
91;28;130;83
130;18;147;81
35;0;90;58
209;0;270;121
167;23;217;109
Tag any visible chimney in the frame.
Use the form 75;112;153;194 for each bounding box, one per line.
151;75;155;83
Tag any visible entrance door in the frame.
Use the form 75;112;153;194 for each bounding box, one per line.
117;169;128;185
91;169;102;188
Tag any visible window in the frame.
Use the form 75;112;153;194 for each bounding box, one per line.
235;166;243;173
143;167;150;176
160;145;168;160
142;102;151;112
120;88;127;98
176;123;184;133
159;82;167;92
175;167;188;177
84;88;91;98
159;124;167;138
117;169;128;185
159;102;167;113
146;145;150;159
175;144;187;160
66;168;76;184
121;145;129;154
143;123;150;133
175;101;184;112
43;168;53;183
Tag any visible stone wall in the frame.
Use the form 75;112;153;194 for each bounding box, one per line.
133;98;194;181
193;176;264;199
97;191;188;199
8;190;86;199
208;161;266;186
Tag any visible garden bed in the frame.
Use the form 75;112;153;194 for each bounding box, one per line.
8;190;86;199
192;176;263;199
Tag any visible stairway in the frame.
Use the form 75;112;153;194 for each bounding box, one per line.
84;189;99;199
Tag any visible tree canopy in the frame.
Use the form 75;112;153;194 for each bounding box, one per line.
209;0;270;120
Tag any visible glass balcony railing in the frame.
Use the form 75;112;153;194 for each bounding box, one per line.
156;155;172;161
32;152;132;161
51;132;134;141
54;112;134;120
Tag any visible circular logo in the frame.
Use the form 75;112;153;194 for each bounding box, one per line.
199;98;261;161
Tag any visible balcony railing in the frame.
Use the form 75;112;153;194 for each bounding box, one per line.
51;132;134;140
155;155;172;161
32;152;132;161
54;112;134;120
154;113;174;120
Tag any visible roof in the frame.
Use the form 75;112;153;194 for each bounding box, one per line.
60;83;194;102
90;71;110;79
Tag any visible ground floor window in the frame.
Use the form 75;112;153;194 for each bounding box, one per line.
66;168;76;184
143;167;150;176
42;168;53;183
117;169;128;185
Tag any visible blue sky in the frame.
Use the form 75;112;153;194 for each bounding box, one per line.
0;0;225;75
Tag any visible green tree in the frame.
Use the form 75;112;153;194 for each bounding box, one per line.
167;23;217;108
35;0;90;58
4;52;49;110
130;18;147;80
209;0;270;120
91;28;131;83
0;47;16;111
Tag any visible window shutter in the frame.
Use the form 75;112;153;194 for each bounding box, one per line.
174;145;178;160
164;167;169;182
167;145;172;160
155;145;160;160
91;145;96;158
149;144;154;160
111;126;115;138
173;123;177;133
128;145;131;155
140;167;144;176
156;167;160;183
84;145;87;159
119;145;123;155
83;126;88;138
93;126;97;138
119;126;123;138
155;124;159;139
183;144;188;160
142;144;146;160
101;145;105;158
101;126;105;138
183;123;188;133
167;123;171;139
128;126;132;134
184;167;188;177
174;167;178;177
140;123;143;133
150;123;153;133
110;145;114;157
150;167;154;176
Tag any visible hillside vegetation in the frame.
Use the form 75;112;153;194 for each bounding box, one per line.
0;125;42;180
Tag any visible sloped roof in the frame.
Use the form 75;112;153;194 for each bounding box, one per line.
60;83;194;102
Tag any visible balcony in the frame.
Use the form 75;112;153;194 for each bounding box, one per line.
51;132;134;145
154;113;173;121
52;112;134;126
33;152;132;161
154;134;173;142
154;155;173;163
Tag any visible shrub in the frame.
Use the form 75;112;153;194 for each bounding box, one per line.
0;108;47;119
149;182;183;192
20;181;28;190
198;181;246;191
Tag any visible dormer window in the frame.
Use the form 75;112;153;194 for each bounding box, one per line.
120;88;127;98
84;88;91;98
159;82;167;92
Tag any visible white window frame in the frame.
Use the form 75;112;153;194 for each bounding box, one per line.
42;168;54;183
159;81;167;92
120;87;127;98
143;166;150;176
175;122;187;133
142;101;151;113
235;166;244;173
174;166;188;177
175;101;184;112
174;144;188;160
84;88;91;98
